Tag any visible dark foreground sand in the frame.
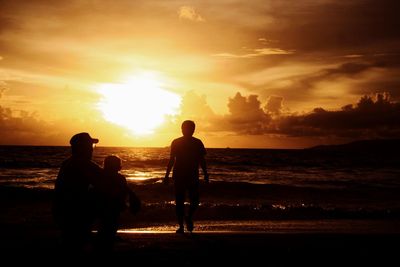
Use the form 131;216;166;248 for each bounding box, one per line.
1;231;400;266
1;186;399;266
1;220;399;266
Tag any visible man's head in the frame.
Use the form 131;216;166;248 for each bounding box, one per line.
70;132;99;159
181;120;195;137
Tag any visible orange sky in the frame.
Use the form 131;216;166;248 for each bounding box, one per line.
1;1;399;148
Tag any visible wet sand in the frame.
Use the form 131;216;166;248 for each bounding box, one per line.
1;219;399;266
1;185;399;265
1;230;399;266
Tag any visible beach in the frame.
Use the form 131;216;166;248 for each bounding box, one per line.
1;145;400;265
1;185;399;266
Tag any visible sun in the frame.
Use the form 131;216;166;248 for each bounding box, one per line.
97;73;181;135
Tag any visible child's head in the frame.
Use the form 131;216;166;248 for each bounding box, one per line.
104;155;122;172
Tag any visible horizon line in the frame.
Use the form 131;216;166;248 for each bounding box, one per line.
0;144;305;150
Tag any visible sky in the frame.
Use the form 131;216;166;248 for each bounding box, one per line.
1;0;399;148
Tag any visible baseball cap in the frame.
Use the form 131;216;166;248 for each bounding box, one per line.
69;132;99;146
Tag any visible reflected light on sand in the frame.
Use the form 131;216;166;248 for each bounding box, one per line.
125;171;153;180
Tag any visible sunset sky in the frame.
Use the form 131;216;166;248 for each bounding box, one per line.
1;0;399;148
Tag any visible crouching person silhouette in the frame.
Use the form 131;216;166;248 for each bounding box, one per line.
53;132;102;253
163;120;209;233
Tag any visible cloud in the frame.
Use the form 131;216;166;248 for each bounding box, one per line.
177;90;219;132
262;0;400;53
273;93;400;138
235;55;400;111
0;81;8;98
180;90;215;118
265;95;283;115
223;92;271;134
0;103;140;146
178;91;273;135
214;47;293;58
1;0;399;147
278;62;376;97
178;91;400;140
0;105;55;145
178;6;204;22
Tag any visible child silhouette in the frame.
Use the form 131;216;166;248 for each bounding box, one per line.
96;155;134;251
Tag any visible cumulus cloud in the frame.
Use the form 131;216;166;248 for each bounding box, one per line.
178;91;273;135
273;93;400;138
177;90;219;132
223;92;271;134
179;91;400;140
0;105;54;145
265;95;283;115
178;6;204;22
180;90;215;118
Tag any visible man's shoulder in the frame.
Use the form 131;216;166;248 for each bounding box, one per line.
88;160;103;173
62;158;101;170
173;136;204;145
88;160;101;168
117;173;127;184
191;136;203;143
171;137;185;146
191;137;205;147
173;136;185;142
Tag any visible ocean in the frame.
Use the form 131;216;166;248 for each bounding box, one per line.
1;144;400;221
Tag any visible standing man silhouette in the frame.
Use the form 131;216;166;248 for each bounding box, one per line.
164;120;209;233
53;132;102;252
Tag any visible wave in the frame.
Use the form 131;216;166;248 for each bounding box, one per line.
129;180;400;221
3;179;399;220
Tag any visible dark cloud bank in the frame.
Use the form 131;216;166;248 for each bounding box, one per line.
263;93;398;139
182;91;400;140
0;105;51;145
274;93;400;139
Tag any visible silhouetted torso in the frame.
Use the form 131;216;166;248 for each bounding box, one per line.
97;171;129;212
53;157;102;230
95;170;130;252
171;136;206;183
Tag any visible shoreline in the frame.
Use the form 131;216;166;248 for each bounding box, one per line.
1;184;399;265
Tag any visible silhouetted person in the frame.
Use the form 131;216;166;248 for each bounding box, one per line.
96;155;131;252
164;120;209;233
53;132;101;252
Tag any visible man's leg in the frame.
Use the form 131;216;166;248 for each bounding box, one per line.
174;185;185;233
188;187;199;218
187;184;199;232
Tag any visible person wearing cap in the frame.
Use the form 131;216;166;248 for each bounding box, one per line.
163;120;209;234
53;132;102;252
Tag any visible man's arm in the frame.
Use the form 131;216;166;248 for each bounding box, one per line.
163;143;175;185
200;156;209;183
163;157;174;184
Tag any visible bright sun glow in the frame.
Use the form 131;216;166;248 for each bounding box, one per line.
97;73;181;135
